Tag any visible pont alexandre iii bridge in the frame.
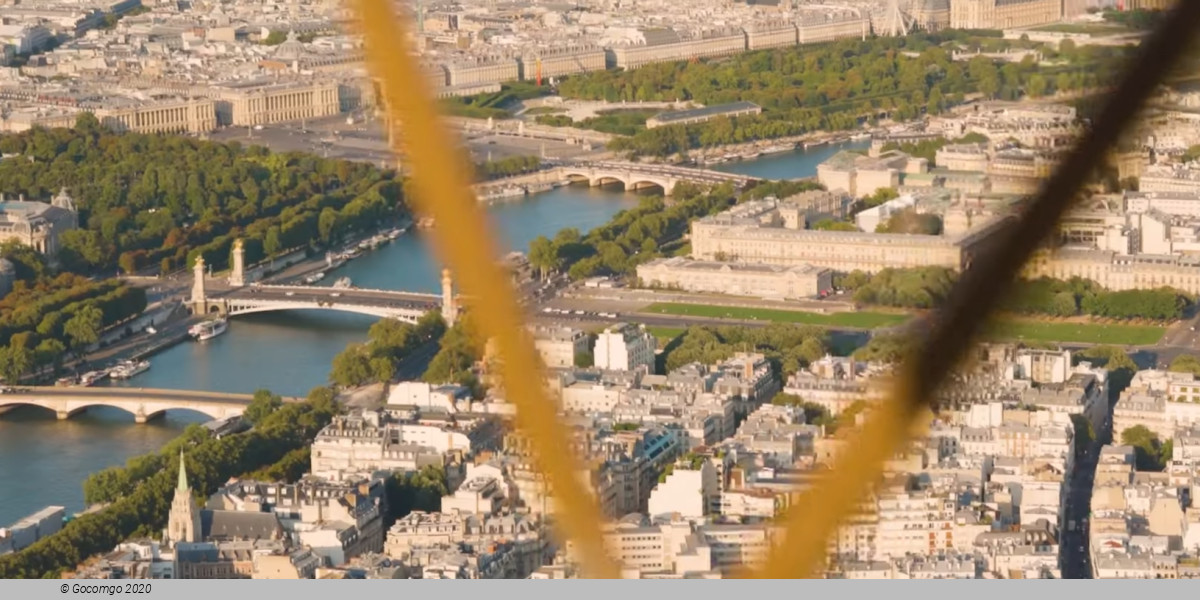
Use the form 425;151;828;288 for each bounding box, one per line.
553;160;758;195
187;240;458;325
0;387;265;423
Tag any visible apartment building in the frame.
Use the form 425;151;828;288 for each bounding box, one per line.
528;325;590;368
594;323;656;373
949;0;1062;30
636;256;832;299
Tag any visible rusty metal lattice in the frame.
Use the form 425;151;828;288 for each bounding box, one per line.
351;0;1200;579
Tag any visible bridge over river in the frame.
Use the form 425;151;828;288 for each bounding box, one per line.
186;240;459;324
0;387;273;423
554;160;758;195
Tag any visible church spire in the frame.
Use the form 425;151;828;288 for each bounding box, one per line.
177;450;189;492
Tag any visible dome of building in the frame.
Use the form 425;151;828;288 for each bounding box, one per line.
274;31;305;62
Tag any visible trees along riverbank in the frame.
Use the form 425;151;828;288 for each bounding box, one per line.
0;242;146;383
0;388;338;579
0;118;407;277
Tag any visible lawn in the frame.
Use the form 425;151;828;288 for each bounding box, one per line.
647;326;686;347
1031;23;1127;35
988;319;1165;346
643;303;908;329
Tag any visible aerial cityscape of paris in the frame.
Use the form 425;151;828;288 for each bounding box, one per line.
0;0;1197;581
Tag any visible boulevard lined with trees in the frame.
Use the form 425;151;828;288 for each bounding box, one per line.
838;267;1188;320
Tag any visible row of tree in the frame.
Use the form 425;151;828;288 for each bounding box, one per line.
329;312;447;388
0;243;146;382
556;32;1130;156
770;393;868;435
421;315;484;398
1120;425;1173;472
839;268;1189;320
1001;277;1187;321
1;387;338;578
475;155;542;180
0;117;407;276
528;182;738;282
535;109;659;137
662;323;830;378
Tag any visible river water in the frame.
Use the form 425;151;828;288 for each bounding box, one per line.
0;142;863;526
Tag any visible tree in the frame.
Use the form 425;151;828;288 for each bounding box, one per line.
574;351;594;368
812;219;859;232
244;389;283;425
1120;425;1170;471
1076;346;1138;400
34;338;66;375
528;235;561;280
876;209;942;235
317;207;340;244
0;345;31;383
384;465;448;526
329;343;373;387
1069;414;1095;458
64;304;103;357
771;393;804;407
370;357;395;385
264;226;282;257
1169;354;1200;376
1027;74;1048;98
261;30;288;45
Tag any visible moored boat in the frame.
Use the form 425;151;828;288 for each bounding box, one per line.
110;359;150;380
79;370;109;387
190;319;228;342
332;276;353;289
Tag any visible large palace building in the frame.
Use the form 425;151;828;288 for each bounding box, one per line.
949;0;1063;30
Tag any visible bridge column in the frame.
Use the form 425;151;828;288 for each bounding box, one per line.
442;269;458;327
191;256;207;314
56;409;75;420
229;239;246;287
135;411;164;425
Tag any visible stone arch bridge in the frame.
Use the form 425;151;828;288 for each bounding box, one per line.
0;387;267;423
554;161;758;196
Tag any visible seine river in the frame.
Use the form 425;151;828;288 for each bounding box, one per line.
0;141;865;526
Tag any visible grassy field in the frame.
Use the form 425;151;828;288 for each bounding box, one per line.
1031;23;1127;35
643;303;908;329
989;319;1165;346
647;326;686;347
